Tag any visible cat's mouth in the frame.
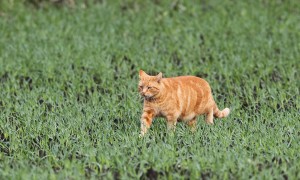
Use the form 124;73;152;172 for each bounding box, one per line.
142;94;157;101
144;96;153;101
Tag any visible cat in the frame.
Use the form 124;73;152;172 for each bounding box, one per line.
138;70;230;136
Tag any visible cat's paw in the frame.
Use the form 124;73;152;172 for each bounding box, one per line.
139;132;145;138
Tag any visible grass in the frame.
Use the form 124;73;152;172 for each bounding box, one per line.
0;0;299;179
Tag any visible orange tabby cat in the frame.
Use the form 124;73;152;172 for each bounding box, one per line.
138;70;230;136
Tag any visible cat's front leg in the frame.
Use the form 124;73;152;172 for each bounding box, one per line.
166;115;178;132
187;117;197;132
140;109;155;136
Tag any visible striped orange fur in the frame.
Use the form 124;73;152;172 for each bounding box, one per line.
138;70;230;136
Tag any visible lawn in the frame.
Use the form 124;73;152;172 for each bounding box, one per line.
0;0;299;179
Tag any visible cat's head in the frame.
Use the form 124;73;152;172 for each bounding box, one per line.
138;70;162;100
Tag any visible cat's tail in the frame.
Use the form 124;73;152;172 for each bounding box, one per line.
213;104;230;118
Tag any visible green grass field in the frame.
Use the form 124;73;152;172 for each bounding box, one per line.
0;0;299;179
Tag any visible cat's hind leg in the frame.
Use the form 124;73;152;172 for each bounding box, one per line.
205;108;214;124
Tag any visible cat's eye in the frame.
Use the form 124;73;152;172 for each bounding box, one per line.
139;85;143;89
147;86;152;89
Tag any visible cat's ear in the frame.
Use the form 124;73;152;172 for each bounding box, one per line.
139;70;146;78
156;72;162;83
